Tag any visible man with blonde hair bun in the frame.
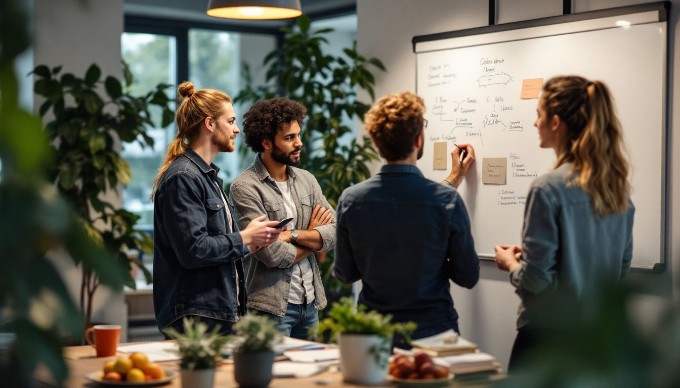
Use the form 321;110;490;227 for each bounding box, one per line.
151;81;283;336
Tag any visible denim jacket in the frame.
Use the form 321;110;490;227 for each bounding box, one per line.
230;155;335;316
153;148;246;331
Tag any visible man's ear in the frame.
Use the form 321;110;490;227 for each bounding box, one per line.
415;130;424;149
262;139;272;150
203;116;214;133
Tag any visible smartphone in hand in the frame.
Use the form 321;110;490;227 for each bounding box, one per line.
274;217;294;229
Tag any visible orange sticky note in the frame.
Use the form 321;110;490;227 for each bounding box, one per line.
520;78;543;99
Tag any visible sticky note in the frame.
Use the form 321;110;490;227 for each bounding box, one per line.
433;142;448;170
520;78;543;99
482;158;507;185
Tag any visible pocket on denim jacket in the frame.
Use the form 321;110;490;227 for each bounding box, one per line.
205;197;227;235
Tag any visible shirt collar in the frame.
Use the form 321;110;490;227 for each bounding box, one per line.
184;147;220;178
253;153;297;182
378;164;423;177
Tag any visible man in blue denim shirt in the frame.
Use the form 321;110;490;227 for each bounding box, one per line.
334;92;479;344
151;82;282;336
231;98;335;339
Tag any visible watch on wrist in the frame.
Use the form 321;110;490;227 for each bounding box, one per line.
290;229;299;243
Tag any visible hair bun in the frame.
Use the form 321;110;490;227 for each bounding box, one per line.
177;81;195;98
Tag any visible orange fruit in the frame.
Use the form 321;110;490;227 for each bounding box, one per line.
103;371;122;381
143;362;165;380
113;356;132;375
102;360;115;374
127;368;146;382
129;352;149;369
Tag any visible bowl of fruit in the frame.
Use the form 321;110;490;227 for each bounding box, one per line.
85;352;175;386
388;352;452;386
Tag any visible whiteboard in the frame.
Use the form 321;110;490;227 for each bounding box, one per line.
414;3;669;270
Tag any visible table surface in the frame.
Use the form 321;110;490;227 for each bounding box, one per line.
36;343;501;387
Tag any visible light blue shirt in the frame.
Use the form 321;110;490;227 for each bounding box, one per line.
511;163;635;328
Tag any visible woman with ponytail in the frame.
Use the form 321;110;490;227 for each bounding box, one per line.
151;81;283;336
494;76;635;371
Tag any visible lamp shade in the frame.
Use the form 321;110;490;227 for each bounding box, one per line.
207;0;302;20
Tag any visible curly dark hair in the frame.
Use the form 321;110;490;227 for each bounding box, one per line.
242;97;307;153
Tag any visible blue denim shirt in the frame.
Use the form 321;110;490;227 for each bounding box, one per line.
511;163;635;328
334;165;479;337
153;148;246;331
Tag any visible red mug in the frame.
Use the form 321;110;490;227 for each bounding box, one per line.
84;324;120;357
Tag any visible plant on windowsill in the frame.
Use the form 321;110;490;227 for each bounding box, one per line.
229;313;283;387
233;15;384;309
32;63;174;331
164;317;229;388
316;297;416;385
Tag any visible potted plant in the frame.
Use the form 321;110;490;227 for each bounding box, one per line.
317;297;416;385
164;317;229;388
230;313;283;387
32;62;174;330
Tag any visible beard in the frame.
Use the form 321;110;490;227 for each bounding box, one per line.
213;129;234;152
271;143;301;166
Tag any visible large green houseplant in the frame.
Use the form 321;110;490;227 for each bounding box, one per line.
32;63;174;330
234;15;384;303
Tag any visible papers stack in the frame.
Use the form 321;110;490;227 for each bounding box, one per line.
434;352;501;375
411;330;478;356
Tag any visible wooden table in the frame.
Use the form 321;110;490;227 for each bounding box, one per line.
35;343;499;387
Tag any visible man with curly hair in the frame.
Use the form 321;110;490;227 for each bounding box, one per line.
333;91;479;346
230;97;336;339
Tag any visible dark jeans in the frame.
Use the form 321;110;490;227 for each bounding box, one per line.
256;302;318;340
161;315;235;339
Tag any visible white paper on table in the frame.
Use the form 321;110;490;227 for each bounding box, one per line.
274;337;326;353
283;348;339;362
117;342;179;362
273;361;334;378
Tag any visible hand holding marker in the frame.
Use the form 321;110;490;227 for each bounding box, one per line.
454;143;467;162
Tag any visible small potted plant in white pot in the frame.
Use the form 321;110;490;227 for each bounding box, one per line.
164;317;229;388
317;297;416;385
230;313;283;387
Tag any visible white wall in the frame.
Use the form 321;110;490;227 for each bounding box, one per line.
33;0;128;340
358;0;680;370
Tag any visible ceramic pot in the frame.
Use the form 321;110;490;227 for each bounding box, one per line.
337;334;390;385
180;367;215;388
233;350;275;387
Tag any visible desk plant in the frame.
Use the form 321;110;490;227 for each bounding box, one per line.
317;297;415;385
32;62;174;330
230;313;283;387
164;317;229;388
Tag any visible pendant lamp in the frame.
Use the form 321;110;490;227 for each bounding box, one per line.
207;0;302;20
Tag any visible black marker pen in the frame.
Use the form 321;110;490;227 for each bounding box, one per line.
453;143;467;162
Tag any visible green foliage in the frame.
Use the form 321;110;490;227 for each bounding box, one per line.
234;15;384;304
32;62;174;328
0;1;129;385
164;317;230;370
317;297;415;368
230;313;283;353
317;297;415;343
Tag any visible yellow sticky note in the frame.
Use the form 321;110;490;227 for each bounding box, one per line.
520;78;543;99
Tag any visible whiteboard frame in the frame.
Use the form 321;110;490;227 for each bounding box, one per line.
412;2;670;272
